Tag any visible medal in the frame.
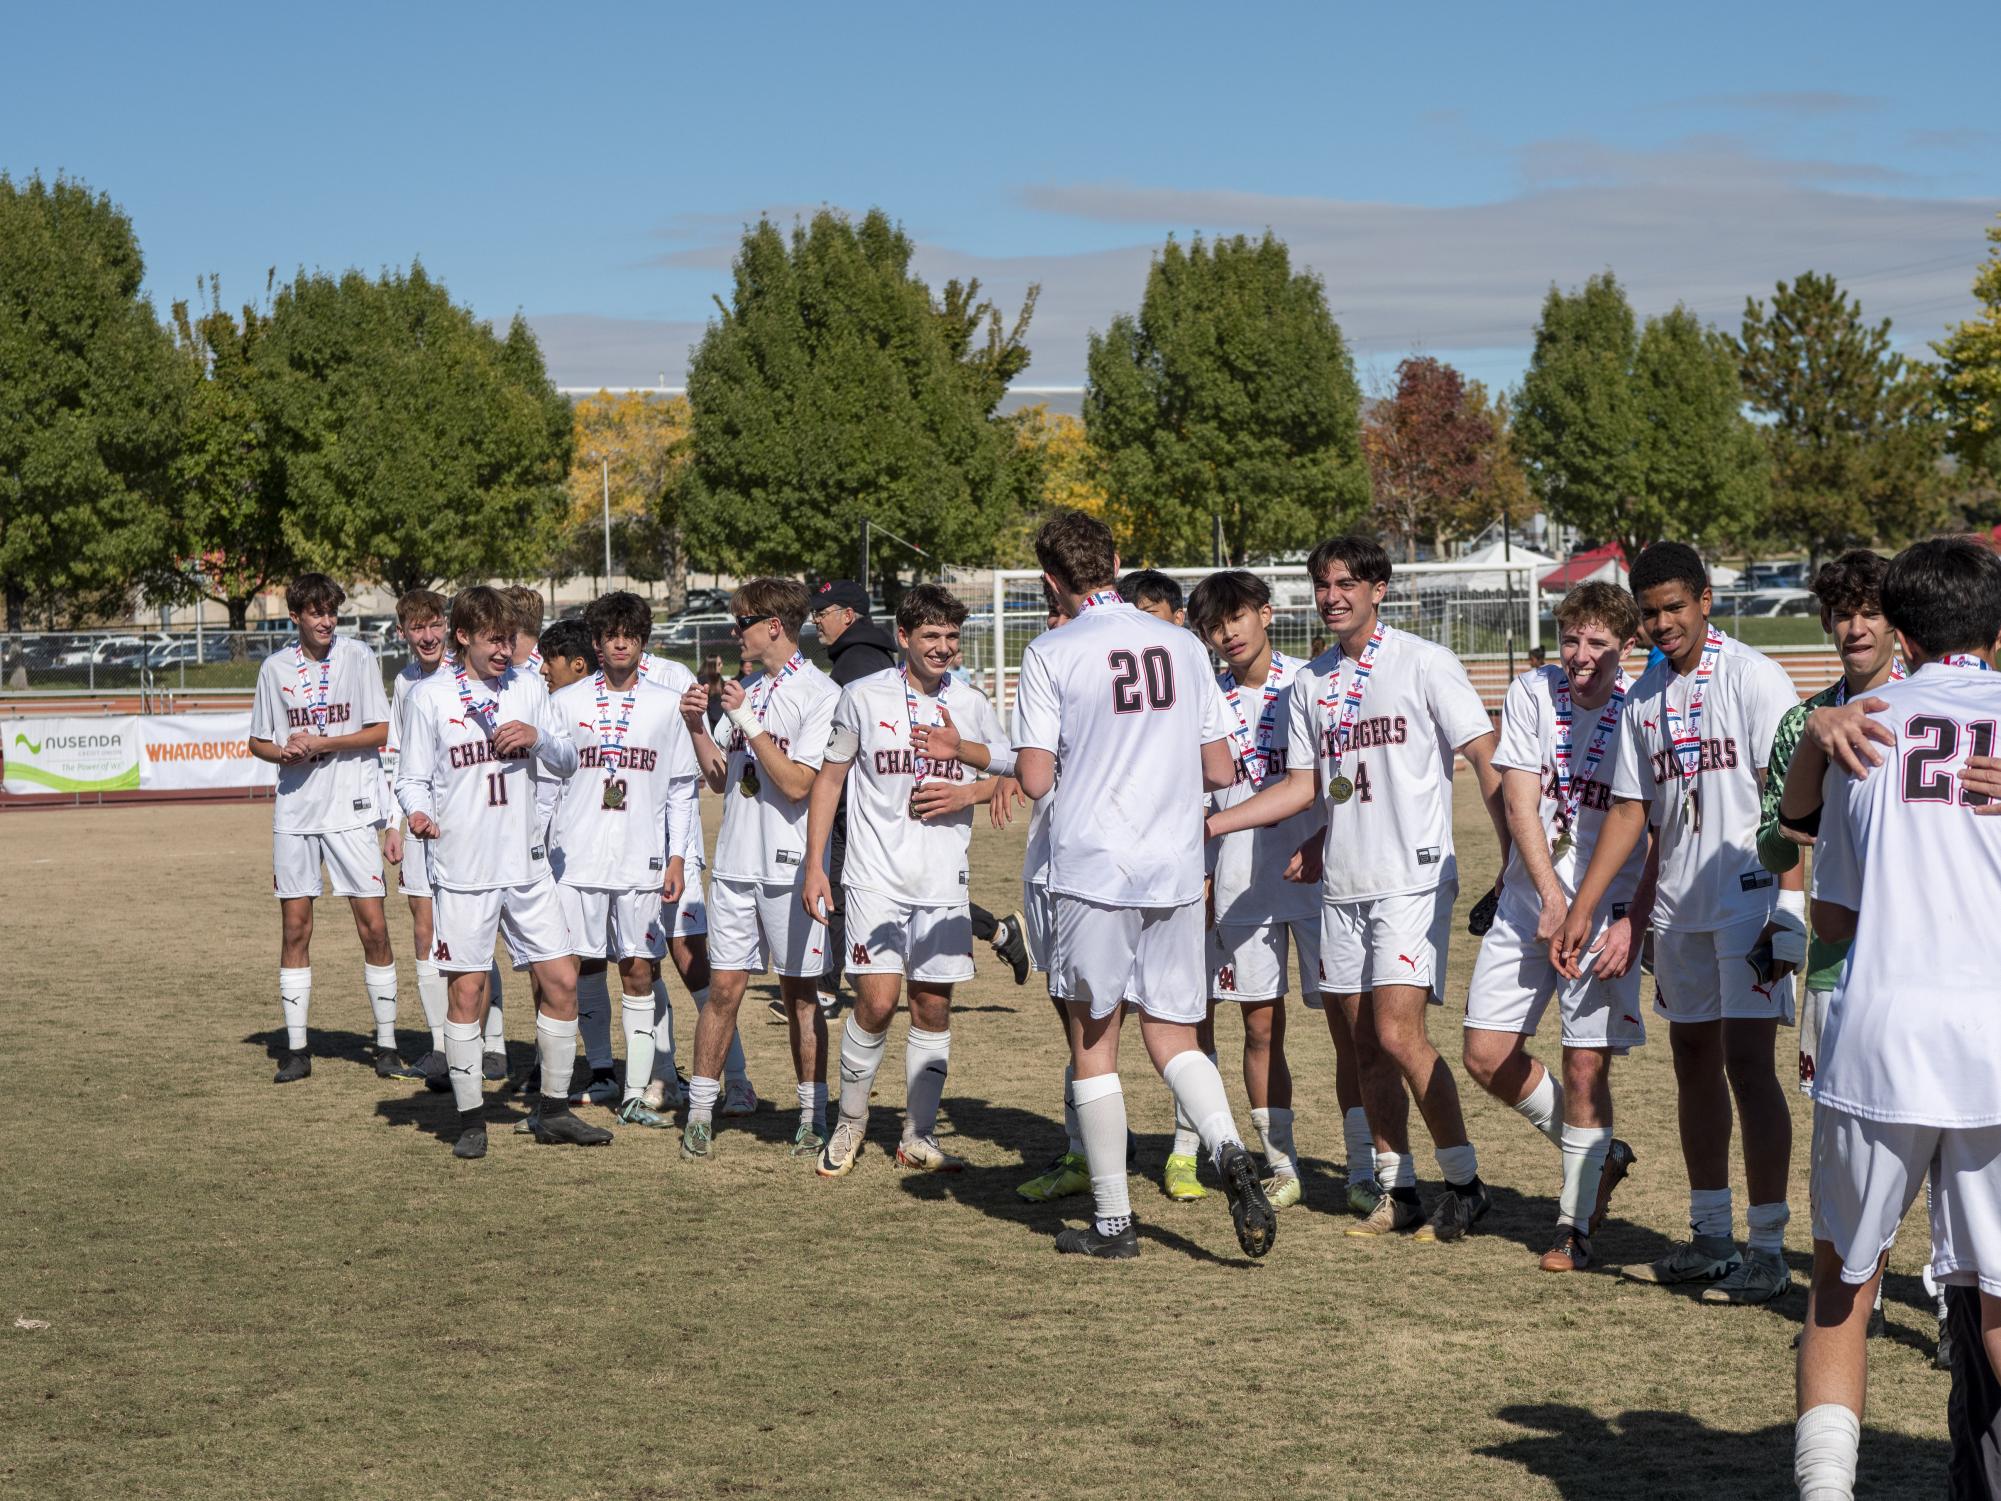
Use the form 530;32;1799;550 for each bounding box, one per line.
592;671;637;811
1549;667;1627;865
739;763;761;798
1320;624;1385;808
1661;626;1723;815
1328;775;1355;804
903;666;948;820
602;781;626;810
1551;829;1573;859
294;645;334;735
1220;652;1293;785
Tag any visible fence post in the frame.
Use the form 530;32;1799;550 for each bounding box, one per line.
990;569;1005;704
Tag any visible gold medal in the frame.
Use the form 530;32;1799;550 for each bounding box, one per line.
739;762;761;799
1551;828;1573;859
601;780;625;811
1328;775;1354;805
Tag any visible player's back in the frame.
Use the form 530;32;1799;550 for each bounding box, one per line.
1013;600;1223;908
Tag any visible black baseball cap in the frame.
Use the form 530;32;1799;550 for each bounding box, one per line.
812;579;871;615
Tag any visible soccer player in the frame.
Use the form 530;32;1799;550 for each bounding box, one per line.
1462;582;1649;1272
503;584;546;675
395;585;609;1159
674;579;840;1161
546;592;701;1128
803;584;1012;1174
247;573;413;1084
1554;542;1804;1304
1187;569;1326;1212
1208;536;1507;1243
1783;537;2001;1501
1014;510;1275;1262
1119;568;1185;627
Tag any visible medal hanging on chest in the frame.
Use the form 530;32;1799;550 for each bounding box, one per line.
593;672;636;812
1323;627;1384;804
295;645;334;740
734;653;804;798
452;660;500;735
904;668;945;820
1549;670;1627;859
1662;627;1723;828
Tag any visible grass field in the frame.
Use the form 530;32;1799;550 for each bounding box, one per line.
1;779;1953;1500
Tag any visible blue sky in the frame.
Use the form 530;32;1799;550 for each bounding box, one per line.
7;1;1996;398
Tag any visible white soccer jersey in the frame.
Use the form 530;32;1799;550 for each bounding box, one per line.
1209;653;1323;924
1287;625;1494;904
249;636;391;836
1011;598;1231;908
640;652;696;695
710;656;840;885
1610;629;1796;931
381;660;444;823
1813;664;2001;1125
1492;666;1646;915
828;667;1008;907
394;665;580;892
547;676;701;891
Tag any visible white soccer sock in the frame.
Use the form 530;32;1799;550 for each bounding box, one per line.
1690;1186;1733;1240
1062;1064;1085;1156
1558;1123;1613;1229
363;962;399;1050
576;969;614;1070
1073;1073;1132;1231
620;993;655;1104
650;978;678;1081
1793;1403;1860;1501
1748;1200;1791;1256
483;963;506;1053
1252;1106;1298;1180
687;1074;721;1125
1376;1149;1416;1190
1514;1064;1565;1150
278;967;312;1051
1160;1049;1240;1168
1171;1092;1201;1159
1435;1142;1479;1188
443;1018;484;1112
1343;1106;1377;1186
837;1014;888;1123
796;1080;828;1135
535;1013;580;1107
414;959;448;1051
903;1026;950;1140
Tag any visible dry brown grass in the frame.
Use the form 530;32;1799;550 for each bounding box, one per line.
0;778;1952;1499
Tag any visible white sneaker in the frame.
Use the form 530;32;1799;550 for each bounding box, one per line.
721;1078;761;1116
895;1134;966;1173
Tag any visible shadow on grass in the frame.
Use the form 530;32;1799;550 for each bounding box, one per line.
1479;1402;1946;1499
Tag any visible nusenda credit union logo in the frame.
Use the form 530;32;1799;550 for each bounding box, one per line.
7;724;140;792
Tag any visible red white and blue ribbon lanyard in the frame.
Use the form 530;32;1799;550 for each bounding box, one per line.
1320;623;1385;800
593;671;637;805
746;652;806;733
1220;652;1293;784
1550;668;1628;855
1076;589;1123;613
901;666;947;789
1834;660;1907;703
1662;625;1723;823
452;659;501;734
293;644;333;734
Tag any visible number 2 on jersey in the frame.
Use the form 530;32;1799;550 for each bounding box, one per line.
1109;647;1175;713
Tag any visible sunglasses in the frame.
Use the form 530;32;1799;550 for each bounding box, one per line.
733;614;774;634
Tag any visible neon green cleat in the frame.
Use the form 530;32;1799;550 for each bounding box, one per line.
1017;1151;1090;1202
791;1124;826;1158
1265;1173;1303;1210
1345;1178;1380;1216
1163;1152;1207;1201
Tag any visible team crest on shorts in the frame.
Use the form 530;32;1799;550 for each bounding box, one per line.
1216;964;1236;993
851;942;869;966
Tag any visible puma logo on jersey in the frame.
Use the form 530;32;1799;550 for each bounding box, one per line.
1399;953;1418;970
878;721;898;731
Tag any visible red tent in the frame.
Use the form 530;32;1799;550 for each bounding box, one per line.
1540;542;1628;591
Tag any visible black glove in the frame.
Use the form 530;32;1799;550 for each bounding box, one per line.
1468;883;1500;937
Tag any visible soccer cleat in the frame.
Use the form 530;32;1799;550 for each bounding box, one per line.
1264;1173;1303;1211
414;1049;450;1093
639;1078;667;1112
990;911;1030;986
453;1122;488;1159
721;1078;761;1116
815;1117;866;1178
375;1049;423;1081
615;1098;671;1129
1017;1151;1091;1203
1416;1180;1492;1244
680;1119;716;1162
273;1051;311;1084
1540;1225;1593;1273
766;996;788;1021
1587;1139;1637;1234
529;1110;613;1147
1346;1190;1424;1237
1163;1153;1207;1201
579;1069;619;1107
816;990;840;1016
1055;1221;1140;1260
1346;1178;1382;1216
1218;1143;1278;1258
791;1124;826;1158
1698;1248;1790;1305
895;1135;967;1173
482;1050;507;1082
1623;1234;1742;1286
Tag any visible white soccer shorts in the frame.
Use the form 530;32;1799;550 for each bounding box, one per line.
272;827;386;901
431;878;572;973
660;863;709;940
1022;880;1054;975
397;835;432;898
1799;985;1832;1096
1318;881;1457;1002
559;884;667;962
1464;896;1645;1052
708;875;828;979
1652;912;1797;1026
1048;893;1205;1023
1811;1105;2001;1296
842;886;975;984
1210;916;1320;1004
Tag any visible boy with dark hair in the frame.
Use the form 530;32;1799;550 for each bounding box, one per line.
1783;537;2001;1500
1556;541;1804;1303
1118;568;1185;626
248;573;411;1084
537;621;597;686
1463;580;1649;1272
803;583;1012;1172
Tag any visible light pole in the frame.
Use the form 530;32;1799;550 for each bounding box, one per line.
602;457;613;586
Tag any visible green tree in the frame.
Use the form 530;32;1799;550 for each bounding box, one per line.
1516;272;1766;560
684;209;1039;594
1736;271;1945;560
256;264;572;597
1085;233;1366;564
1936;215;2001;482
0;174;184;630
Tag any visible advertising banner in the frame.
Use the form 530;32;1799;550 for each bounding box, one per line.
2;716;142;794
139;713;275;791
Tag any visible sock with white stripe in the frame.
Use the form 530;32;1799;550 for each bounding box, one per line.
1073;1073;1132;1236
1160;1049;1241;1167
1513;1064;1565;1149
414;959;448;1051
903;1027;951;1140
363;962;399;1050
620;993;655;1104
837;1014;888;1124
278;967;312;1051
443;1018;484;1112
1558;1123;1612;1229
535;1013;580;1111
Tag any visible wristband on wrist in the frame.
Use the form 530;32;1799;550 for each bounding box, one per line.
726;703;763;739
1776;888;1807;922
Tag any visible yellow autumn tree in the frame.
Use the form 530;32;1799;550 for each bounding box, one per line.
996;404;1109;564
564;390;693;605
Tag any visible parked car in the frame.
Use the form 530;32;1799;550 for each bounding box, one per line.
1742;562;1807;591
1733;588;1818;618
147;638;236;669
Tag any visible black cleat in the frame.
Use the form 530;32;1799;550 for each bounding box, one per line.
529;1109;614;1147
1218;1142;1277;1258
1587;1139;1637;1234
482;1050;508;1082
767;996;788;1020
375;1049;423;1081
1055;1222;1140;1260
273;1051;312;1084
453;1122;488;1159
414;1049;450;1093
991;911;1031;986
